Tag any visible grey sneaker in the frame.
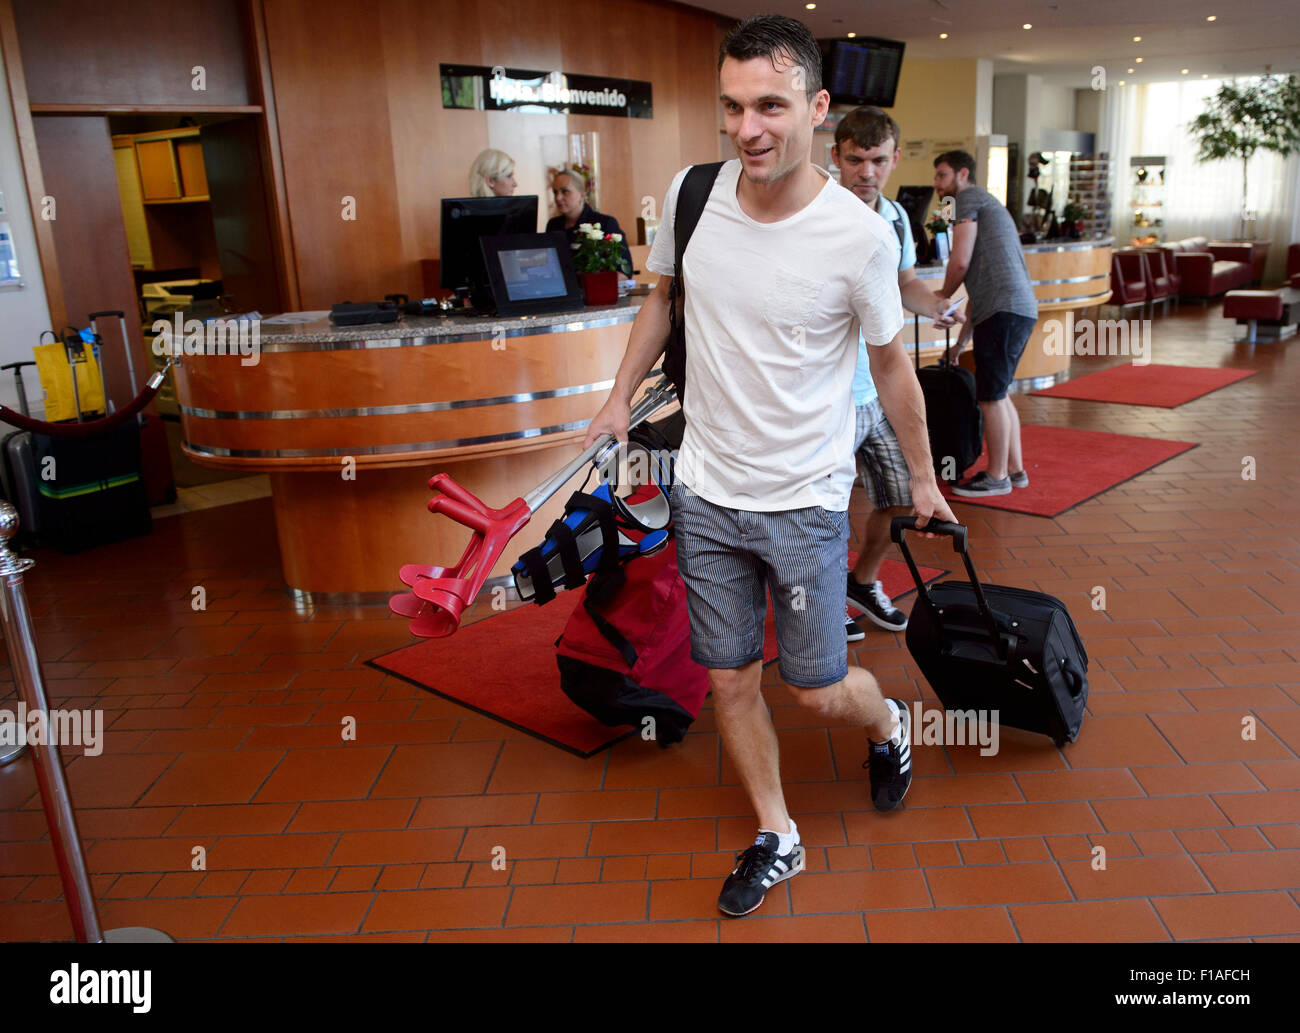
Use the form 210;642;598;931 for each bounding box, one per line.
1009;469;1029;489
952;472;1013;497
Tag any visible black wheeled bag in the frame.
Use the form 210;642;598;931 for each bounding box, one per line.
891;517;1089;747
913;322;981;483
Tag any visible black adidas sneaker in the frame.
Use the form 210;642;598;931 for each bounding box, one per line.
864;698;912;812
717;831;805;917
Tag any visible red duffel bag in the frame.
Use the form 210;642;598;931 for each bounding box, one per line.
556;538;708;746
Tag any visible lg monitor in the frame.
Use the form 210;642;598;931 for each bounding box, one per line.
439;195;540;307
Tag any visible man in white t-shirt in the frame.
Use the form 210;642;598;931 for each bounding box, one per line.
582;14;955;918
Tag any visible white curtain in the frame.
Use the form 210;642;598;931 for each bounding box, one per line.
1100;76;1299;282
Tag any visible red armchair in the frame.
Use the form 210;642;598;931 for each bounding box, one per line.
1159;237;1254;301
1110;252;1150;312
1288;243;1300;288
1139;247;1180;312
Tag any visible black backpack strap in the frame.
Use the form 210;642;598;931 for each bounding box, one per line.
665;161;724;407
545;519;588;591
582;596;640;669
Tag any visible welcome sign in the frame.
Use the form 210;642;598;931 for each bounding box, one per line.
441;64;653;119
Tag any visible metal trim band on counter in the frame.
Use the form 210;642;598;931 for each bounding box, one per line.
253;311;641;353
1031;273;1109;286
1031;288;1113;306
184;418;595;459
180;378;618;421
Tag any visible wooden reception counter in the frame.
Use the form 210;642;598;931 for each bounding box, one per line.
913;236;1112;386
175;237;1111;598
173;300;655;599
1014;236;1114;384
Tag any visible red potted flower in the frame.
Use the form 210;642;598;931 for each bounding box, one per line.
571;223;630;306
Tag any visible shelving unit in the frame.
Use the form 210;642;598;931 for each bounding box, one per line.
1129;155;1167;245
1067;155;1112;239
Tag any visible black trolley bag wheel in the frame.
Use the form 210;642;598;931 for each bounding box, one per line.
890;516;1090;747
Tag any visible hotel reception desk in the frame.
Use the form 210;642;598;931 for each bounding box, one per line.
175;235;1111;598
174;301;656;599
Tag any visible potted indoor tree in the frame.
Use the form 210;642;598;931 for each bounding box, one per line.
571;224;630;306
1189;73;1300;240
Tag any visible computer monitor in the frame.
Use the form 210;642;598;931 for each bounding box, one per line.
439;195;540;305
479;232;583;317
894;185;934;262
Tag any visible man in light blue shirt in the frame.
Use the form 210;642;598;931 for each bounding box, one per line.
833;107;964;639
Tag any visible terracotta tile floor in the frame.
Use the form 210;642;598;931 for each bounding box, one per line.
2;300;1298;942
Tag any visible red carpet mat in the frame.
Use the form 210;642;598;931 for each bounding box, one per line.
369;558;942;757
1031;363;1256;408
941;424;1197;518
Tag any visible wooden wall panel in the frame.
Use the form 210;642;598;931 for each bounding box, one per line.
263;0;724;307
13;0;252;106
260;0;405;308
32;116;151;408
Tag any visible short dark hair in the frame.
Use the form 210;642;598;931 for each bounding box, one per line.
834;106;900;153
719;14;822;99
934;149;977;183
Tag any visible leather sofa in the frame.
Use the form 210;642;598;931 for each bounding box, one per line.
1158;237;1254;300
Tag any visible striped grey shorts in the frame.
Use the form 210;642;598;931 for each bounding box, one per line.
670;480;849;689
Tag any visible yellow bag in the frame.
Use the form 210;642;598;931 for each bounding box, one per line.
34;340;107;422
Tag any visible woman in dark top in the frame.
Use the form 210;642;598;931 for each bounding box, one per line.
546;168;634;275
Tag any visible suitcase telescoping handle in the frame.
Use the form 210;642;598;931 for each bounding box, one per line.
890;516;1008;661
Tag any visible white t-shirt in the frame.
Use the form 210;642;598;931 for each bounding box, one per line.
646;159;903;511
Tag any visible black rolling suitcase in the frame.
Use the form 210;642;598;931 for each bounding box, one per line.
914;319;981;483
1;360;42;544
32;331;150;553
892;517;1089;747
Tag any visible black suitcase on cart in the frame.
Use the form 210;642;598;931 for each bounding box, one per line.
1;360;42;544
5;330;151;553
892;517;1089;747
914;321;982;483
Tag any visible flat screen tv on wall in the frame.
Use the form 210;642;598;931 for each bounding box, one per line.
820;37;906;108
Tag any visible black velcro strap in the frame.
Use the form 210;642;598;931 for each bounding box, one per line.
519;545;556;606
582;597;639;669
546;519;588;590
565;491;620;573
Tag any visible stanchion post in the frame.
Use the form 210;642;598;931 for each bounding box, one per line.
0;502;172;943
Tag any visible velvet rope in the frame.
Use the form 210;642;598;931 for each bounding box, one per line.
0;370;166;438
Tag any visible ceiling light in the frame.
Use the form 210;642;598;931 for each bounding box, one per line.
1136;57;1143;63
1181;68;1190;74
1128;68;1134;73
939;32;948;39
1201;73;1208;78
1118;80;1126;86
847;32;856;37
804;3;815;9
1207;15;1216;21
1132;36;1142;42
1022;23;1032;30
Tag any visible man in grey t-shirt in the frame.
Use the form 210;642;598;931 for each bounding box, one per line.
933;150;1037;498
